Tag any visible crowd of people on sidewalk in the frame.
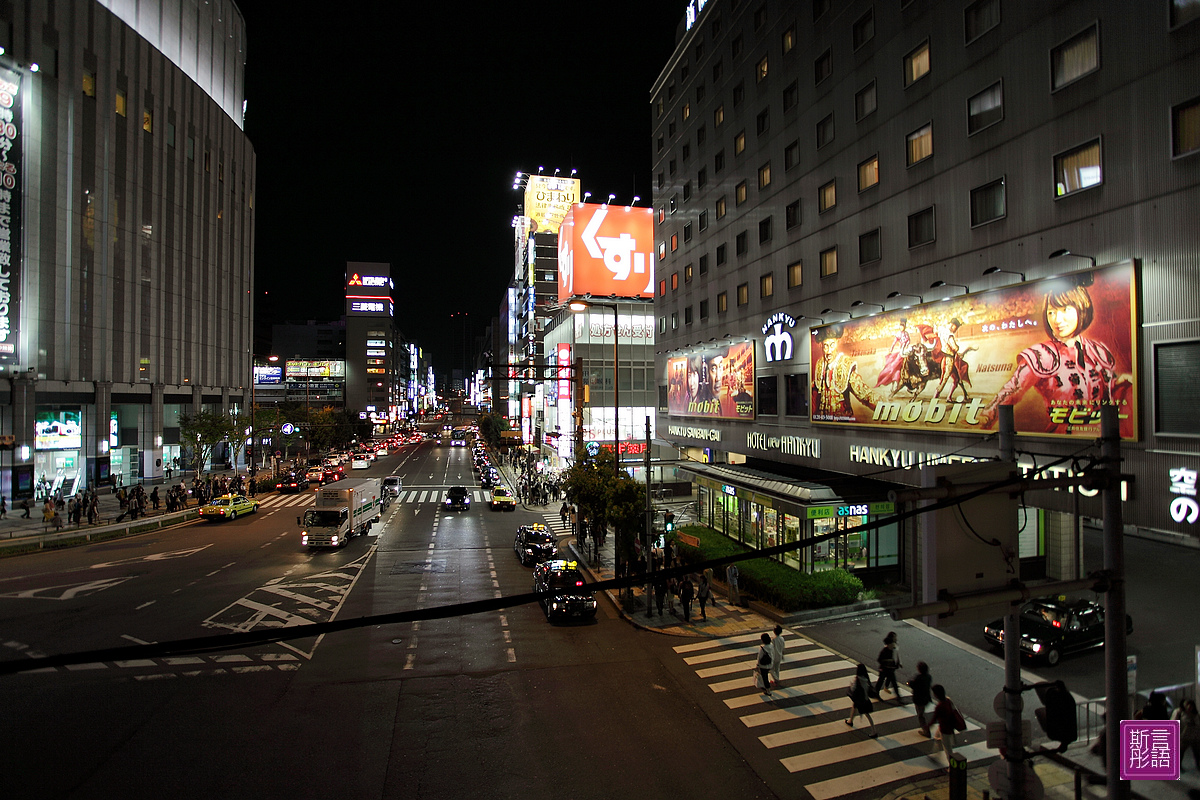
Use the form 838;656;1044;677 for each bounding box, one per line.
753;627;968;767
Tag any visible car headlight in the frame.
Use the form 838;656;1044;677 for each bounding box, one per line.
1030;642;1042;652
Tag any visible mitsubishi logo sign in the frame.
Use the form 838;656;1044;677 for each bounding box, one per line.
762;312;797;362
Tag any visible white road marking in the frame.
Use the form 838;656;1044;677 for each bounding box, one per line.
122;634;154;644
135;601;156;610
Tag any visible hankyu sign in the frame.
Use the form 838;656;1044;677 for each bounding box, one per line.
558;203;655;301
761;313;797;363
667;424;721;441
667;341;755;420
0;67;22;363
809;264;1137;440
524;176;581;235
746;431;820;458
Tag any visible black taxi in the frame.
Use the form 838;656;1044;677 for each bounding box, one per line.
532;559;597;622
983;597;1133;666
514;523;556;564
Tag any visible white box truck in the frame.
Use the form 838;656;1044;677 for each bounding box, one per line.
299;477;383;548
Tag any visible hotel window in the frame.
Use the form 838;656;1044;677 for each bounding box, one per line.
964;0;1000;44
814;49;832;85
1051;24;1099;90
167;122;176;148
82;70;96;97
658;172;665;189
732;35;744;59
657;136;664;152
685;306;693;325
659;317;667;334
1054;138;1102;196
759;217;772;243
669;120;677;137
681;62;690;80
756;109;770;135
715;150;725;172
716;196;727;218
820;247;838;277
908;206;936;247
715;105;724;127
683;103;691;120
855;80;877;121
737;283;749;305
853;9;875;50
700;299;710;319
757;55;769;82
761;273;774;298
696;39;705;60
659;241;666;259
785;140;800;170
783;81;799;111
713;59;723;81
967;81;1003;134
659;279;667;296
697;125;706;145
670;194;678;213
736;181;747;205
685;263;694;282
668;83;676;101
671;234;679;252
814;0;830;21
904;40;931;86
782;24;796;54
684;222;693;242
1173;96;1200;157
657;98;664;117
659;206;666;223
785;200;800;229
204;150;211;173
187;136;195;160
1172;0;1200;28
859;228;882;264
970;177;1007;225
683;180;692;200
754;5;768;29
699;254;709;274
698;167;707;188
143;110;153;133
115;90;127;116
816;113;835;148
696;84;706;102
699;210;709;231
819;179;836;212
735;231;748;255
717;243;727;265
758;163;771;189
717;291;728;313
672;271;680;289
788;259;803;288
733;81;745;106
670;159;677;176
858;155;879;191
907;123;933;166
672;312;679;331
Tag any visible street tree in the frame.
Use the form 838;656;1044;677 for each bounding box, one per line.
179;410;237;477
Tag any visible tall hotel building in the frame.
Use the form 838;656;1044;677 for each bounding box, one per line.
653;0;1200;585
0;0;255;497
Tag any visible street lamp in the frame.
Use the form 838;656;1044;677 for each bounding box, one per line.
929;280;969;297
250;354;278;478
1048;248;1097;267
569;298;620;476
982;266;1026;282
850;300;885;315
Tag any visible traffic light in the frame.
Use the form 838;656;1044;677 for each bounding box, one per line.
664;512;675;532
0;434;14;451
1032;679;1076;752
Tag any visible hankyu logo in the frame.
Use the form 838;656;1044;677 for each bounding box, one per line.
762;312;796;363
582;207;648;282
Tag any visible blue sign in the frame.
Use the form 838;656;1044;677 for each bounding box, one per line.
281;423;295;435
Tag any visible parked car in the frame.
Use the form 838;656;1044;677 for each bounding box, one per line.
983;597;1133;666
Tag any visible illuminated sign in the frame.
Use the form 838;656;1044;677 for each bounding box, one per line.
684;0;711;31
1170;466;1199;524
0;67;22;363
254;365;283;385
524;175;581;235
557;343;572;400
746;431;820;458
558;203;655;301
810;264;1137;440
367;368;385;374
351;300;389;314
367;339;386;347
35;410;82;451
761;312;797;363
366;348;386;356
805;501;896;520
667;424;722;442
667;341;755;420
347;273;392;289
286;359;346;379
594;441;649;456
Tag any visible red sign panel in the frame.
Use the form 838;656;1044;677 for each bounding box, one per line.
558;204;655;301
557;343;572;401
809;264;1137;439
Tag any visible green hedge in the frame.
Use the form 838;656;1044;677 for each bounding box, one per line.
672;524;863;612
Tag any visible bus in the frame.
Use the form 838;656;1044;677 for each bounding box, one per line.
450;427;468;446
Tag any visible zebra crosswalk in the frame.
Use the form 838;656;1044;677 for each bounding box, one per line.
254;489;495;509
672;632;994;800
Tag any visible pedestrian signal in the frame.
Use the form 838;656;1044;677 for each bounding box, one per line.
1032;680;1077;752
664;512;675;532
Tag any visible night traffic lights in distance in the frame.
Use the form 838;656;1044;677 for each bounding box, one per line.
664;512;675;532
1032;680;1077;752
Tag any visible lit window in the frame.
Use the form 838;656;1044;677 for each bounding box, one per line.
683;103;691;120
819;180;836;212
115;91;127;117
716;196;727;218
1051;24;1099;90
714;105;724;127
820;247;838;277
735;130;746;154
659;279;667;296
717;291;728;313
907;123;933;166
788;260;803;288
659;241;667;259
782;25;796;54
758;163;771;189
737;283;749;305
736;181;747;205
904;41;931;86
671;234;679;252
671;312;679;331
143;110;152;133
1173;96;1200;157
82;70;96;97
1054;139;1102;196
967;81;1003;134
970;178;1006;225
671;272;679;289
858;155;879;191
757;56;769;82
760;273;773;297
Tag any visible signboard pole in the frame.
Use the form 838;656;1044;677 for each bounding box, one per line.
644;416;654;617
1102;405;1129;800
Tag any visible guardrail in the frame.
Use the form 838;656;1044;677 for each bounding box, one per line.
0;508;200;555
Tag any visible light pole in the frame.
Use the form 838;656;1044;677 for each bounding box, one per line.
249;354;278;479
569;298;620;476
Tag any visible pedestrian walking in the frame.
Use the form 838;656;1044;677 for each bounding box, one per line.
559;502;568;527
726;563;741;606
755;633;774;696
666;576;677;615
845;663;878;737
653;577;667;617
679;574;695;622
20;497;31;518
770;625;786;687
151;487;160;510
1172;698;1200;771
875;631;904;702
0;495;6;518
907;661;933;736
697;573;711;620
930;684;966;763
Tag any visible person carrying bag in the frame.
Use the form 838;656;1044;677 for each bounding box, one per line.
753;633;774;696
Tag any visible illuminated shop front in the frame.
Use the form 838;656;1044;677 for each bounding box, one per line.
34;409;84;499
685;463;901;580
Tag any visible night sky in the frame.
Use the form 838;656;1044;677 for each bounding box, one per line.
238;1;685;371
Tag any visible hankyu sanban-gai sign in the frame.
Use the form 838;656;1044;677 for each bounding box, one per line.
558;203;655;301
809;263;1137;439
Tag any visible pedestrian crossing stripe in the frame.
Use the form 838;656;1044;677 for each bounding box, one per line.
256;489;493;507
671;632;993;800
